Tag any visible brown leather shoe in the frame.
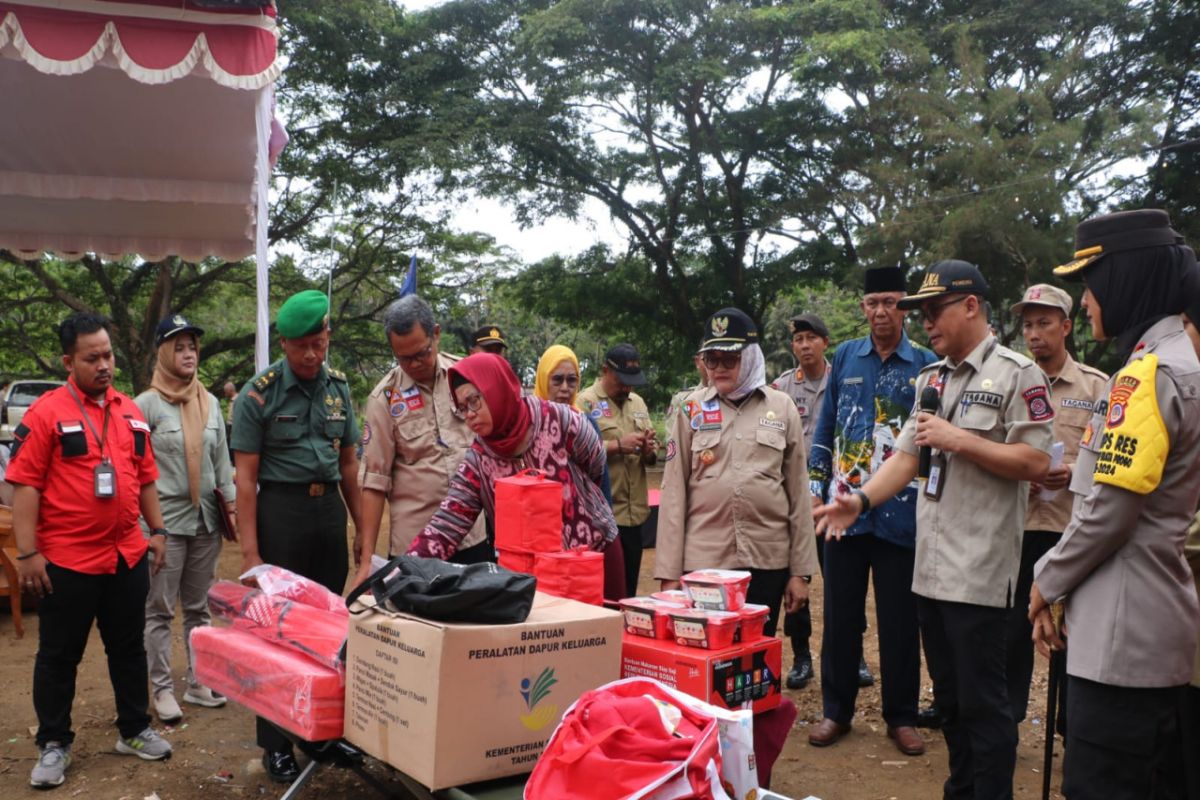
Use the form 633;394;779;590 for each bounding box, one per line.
808;718;851;747
887;725;926;756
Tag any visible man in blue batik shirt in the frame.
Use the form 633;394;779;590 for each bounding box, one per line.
807;265;938;757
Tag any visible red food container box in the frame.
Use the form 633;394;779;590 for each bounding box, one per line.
497;548;536;574
669;609;740;650
619;597;685;639
734;604;770;643
681;569;752;611
620;632;782;714
649;589;692;606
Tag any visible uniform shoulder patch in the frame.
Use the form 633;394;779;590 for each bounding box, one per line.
1022;385;1055;421
996;346;1036;369
328;368;347;382
1093;355;1167;494
252;368;279;392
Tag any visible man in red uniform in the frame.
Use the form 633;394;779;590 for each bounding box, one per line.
8;312;171;789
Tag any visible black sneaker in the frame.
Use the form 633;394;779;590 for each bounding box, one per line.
263;750;300;783
916;704;942;729
787;654;814;689
858;657;875;687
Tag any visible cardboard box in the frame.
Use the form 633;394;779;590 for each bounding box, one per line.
620;633;782;714
344;591;622;790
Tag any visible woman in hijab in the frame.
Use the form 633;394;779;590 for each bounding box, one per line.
1030;209;1200;799
408;353;625;600
533;345;611;504
136;315;235;725
653;308;819;637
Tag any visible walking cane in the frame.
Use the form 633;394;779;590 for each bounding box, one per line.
1042;602;1065;800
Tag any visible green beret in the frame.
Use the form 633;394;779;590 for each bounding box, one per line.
277;290;330;338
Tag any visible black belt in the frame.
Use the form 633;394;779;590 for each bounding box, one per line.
260;480;338;497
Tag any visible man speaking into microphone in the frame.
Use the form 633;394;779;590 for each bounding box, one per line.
816;260;1054;800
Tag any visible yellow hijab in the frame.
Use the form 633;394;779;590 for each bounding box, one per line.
534;345;581;409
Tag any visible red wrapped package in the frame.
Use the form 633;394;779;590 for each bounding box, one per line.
534;547;604;606
192;626;343;741
207;581;348;671
241;564;348;617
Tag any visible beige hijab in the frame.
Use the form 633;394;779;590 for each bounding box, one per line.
150;335;209;507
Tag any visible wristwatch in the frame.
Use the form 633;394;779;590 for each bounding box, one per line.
150;528;169;538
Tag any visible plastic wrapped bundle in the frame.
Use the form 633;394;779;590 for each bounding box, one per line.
241;564;349;617
207;580;348;671
192;625;344;741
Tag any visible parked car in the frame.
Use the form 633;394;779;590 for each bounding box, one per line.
0;380;64;444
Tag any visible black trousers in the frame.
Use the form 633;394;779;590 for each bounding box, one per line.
821;534;920;727
34;554;151;746
1005;529;1062;724
255;483;348;752
783;534;825;657
746;567;790;638
1063;677;1187;800
617;523;643;599
1183;685;1200;800
917;596;1016;800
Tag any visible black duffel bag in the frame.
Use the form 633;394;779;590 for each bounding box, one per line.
346;555;536;625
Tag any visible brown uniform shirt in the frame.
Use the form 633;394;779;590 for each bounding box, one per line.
897;335;1054;608
655;385;820;580
578;382;653;527
1036;316;1200;687
1024;356;1109;533
359;352;486;555
770;360;830;452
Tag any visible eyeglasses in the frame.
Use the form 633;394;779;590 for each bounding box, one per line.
550;374;579;386
863;296;899;311
455;392;484;416
919;295;969;323
397;341;434;366
701;351;742;370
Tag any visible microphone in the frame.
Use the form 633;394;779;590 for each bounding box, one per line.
917;386;940;481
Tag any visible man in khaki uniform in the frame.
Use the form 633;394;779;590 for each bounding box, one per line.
1031;209;1200;799
666;351;708;432
656;308;820;636
816;260;1053;800
579;343;656;597
1004;284;1108;725
770;314;831;445
356;296;488;587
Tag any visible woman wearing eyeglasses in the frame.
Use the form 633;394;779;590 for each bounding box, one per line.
532;345;612;504
407;353;626;600
655;308;820;638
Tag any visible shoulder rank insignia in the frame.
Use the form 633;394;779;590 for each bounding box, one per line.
328;368;347;381
253;368;279;392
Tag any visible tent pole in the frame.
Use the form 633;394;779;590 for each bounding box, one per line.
254;85;272;371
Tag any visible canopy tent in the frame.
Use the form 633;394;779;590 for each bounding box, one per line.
0;0;284;369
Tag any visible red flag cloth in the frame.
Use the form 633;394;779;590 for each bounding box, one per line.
526;678;722;800
192;626;343;742
534;547;604;606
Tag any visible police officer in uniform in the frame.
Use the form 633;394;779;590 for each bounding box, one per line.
656;308;820;636
230;290;363;783
1031;210;1200;800
355;296;489;586
579;344;656;597
469;325;508;356
1005;284;1108;727
817;260;1054;800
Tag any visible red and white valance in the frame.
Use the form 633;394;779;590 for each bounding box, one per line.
0;0;279;89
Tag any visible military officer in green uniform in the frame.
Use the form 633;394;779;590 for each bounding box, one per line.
230;289;362;783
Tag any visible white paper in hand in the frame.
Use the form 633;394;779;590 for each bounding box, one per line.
1039;441;1065;501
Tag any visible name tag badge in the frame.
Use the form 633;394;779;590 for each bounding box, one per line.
94;458;116;498
924;454;946;501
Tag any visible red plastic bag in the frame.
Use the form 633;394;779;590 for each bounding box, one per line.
534;547;604;606
525;678;725;800
241;564;349;617
208;581;348;671
192;626;343;741
495;469;563;553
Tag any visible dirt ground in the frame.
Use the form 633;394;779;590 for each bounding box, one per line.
0;501;1065;799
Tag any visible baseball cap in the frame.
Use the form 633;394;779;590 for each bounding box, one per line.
155;313;204;346
1010;284;1073;317
700;308;759;352
1055;209;1185;278
790;314;829;339
897;260;990;310
471;325;507;349
604;343;647;386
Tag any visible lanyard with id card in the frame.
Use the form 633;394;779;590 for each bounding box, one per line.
67;384;115;499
